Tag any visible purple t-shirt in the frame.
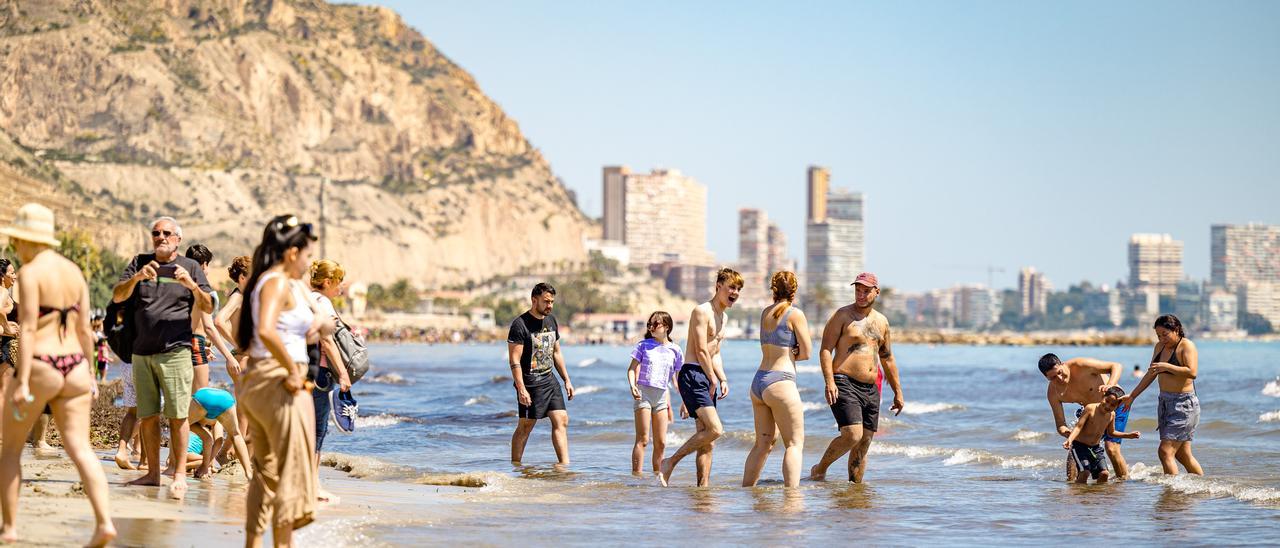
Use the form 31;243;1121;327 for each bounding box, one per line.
631;339;683;390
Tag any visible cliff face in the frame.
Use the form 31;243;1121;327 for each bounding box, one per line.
0;0;592;284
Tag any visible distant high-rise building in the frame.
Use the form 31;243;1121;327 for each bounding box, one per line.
1083;286;1123;328
737;209;771;307
1018;267;1050;317
807;166;829;223
601;167;714;267
1211;224;1280;289
806;182;865;320
1238;281;1280;332
953;285;999;329
1128;234;1184;296
767;223;793;275
601;166;630;242
1174;280;1204;329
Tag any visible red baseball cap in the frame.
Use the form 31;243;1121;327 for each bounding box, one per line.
851;272;879;288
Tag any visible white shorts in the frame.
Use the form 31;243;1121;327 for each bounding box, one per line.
633;385;670;412
120;362;137;408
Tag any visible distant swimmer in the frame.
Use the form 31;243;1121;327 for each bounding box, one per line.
1063;386;1140;484
1038;353;1130;480
659;268;741;487
1132;365;1143;379
626;311;682;476
508;283;574;466
808;272;905;483
1124;314;1203;476
742;271;812;488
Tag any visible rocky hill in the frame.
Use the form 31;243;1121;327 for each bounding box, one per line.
0;0;593;285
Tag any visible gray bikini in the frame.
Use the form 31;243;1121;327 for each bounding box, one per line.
752;306;798;400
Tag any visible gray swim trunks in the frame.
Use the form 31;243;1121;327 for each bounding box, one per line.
1157;391;1200;441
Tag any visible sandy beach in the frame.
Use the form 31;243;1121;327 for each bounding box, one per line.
8;448;459;547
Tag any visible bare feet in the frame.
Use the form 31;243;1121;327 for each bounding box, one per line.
87;523;117;548
126;473;161;487
168;477;188;500
658;457;673;487
114;451;137;470
1;525;17;543
35;441;53;451
808;464;826;481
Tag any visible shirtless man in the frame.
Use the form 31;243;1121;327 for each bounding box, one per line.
659;268;742;487
809;272;905;483
1037;353;1129;480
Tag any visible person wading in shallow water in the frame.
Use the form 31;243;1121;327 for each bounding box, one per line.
1037;353;1129;481
507;283;574;466
808;272;905;484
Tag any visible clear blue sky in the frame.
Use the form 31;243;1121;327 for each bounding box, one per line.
355;0;1279;291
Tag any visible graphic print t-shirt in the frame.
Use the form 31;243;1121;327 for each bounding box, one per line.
507;312;559;381
118;253;213;356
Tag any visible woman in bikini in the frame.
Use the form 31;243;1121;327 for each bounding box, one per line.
0;204;115;546
742;271;812;487
1125;314;1203;475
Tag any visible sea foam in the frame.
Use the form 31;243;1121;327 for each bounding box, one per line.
1012;430;1047;442
1260;410;1280;422
578;358;601;368
575;385;603;395
357;413;412;428
1263;379;1280;398
901;402;965;415
1129;463;1280;504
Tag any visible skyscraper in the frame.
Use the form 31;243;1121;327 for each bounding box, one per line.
1211;224;1280;289
601;166;630;242
1018;267;1050;317
738;208;771;307
1128;233;1183;296
953;285;999;329
806;176;865;320
807;166;829;223
602;167;714;267
767;223;793;275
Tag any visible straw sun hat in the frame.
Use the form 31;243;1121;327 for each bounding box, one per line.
0;203;62;247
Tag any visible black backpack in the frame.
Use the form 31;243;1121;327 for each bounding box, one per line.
104;295;135;363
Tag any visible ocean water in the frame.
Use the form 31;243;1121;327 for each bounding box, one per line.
312;340;1280;545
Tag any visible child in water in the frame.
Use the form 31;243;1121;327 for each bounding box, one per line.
626;311;683;476
1063;386;1140;484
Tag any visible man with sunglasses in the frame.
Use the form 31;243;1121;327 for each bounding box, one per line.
112;216;213;499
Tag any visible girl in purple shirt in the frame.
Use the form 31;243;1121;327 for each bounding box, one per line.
626;311;683;476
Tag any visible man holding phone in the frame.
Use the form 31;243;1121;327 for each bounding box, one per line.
112;216;213;499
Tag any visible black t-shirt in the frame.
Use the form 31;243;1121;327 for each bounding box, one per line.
507;311;559;380
118;253;213;356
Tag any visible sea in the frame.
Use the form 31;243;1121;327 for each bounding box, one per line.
294;340;1279;545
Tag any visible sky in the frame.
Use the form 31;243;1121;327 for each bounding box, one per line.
355;0;1280;292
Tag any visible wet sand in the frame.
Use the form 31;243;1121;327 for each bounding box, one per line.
7;447;455;547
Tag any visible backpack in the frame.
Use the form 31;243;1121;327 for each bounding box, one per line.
104;295;135;363
333;316;369;383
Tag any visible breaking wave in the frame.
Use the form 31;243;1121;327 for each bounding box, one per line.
901;402;965;415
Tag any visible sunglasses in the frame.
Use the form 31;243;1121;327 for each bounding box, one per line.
272;215;315;239
151;230;176;238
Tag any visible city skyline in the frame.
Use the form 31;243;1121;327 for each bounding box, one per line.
360;1;1278;291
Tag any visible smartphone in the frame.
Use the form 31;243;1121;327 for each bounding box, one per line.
156;264;178;278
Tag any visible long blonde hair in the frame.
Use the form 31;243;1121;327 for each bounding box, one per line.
770;271;798;320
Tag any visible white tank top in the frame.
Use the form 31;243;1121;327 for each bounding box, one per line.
248;272;313;363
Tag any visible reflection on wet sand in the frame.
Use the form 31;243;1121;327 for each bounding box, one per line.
830;483;876;510
749;486;806;514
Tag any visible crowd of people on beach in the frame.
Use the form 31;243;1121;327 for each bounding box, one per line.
505;268;1203;489
0;205;365;547
0;203;1205;547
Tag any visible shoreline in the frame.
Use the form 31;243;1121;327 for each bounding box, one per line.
9;447;461;547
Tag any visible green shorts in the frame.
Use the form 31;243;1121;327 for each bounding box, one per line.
133;348;194;419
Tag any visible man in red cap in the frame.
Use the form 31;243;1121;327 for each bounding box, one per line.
808;272;905;483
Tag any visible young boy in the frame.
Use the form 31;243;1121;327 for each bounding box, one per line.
1063;386;1140;484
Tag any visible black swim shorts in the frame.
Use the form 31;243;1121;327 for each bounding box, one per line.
518;374;566;420
830;374;879;432
1071;440;1106;478
677;364;717;419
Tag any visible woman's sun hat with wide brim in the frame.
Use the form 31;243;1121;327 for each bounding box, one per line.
0;203;62;248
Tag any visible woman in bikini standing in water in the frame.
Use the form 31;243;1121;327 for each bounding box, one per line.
1125;314;1203;475
0;204;115;546
742;271;812;487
